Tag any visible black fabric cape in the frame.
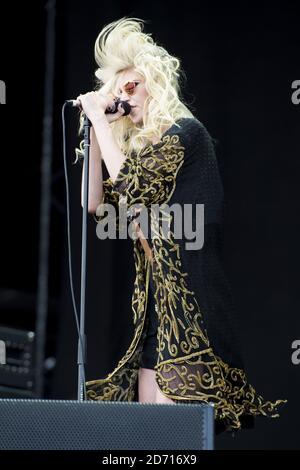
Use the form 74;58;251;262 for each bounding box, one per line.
86;117;286;433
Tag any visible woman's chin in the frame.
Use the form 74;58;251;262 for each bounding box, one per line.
129;111;142;125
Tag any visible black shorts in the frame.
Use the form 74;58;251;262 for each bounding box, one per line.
140;273;159;370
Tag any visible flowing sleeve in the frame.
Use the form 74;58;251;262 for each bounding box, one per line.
93;176;121;226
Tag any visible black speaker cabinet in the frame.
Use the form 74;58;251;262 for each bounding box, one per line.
0;399;214;450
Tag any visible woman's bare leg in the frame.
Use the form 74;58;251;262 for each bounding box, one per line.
155;383;175;404
138;367;157;403
138;366;175;404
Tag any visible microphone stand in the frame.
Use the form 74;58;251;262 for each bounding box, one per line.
74;100;131;401
77;114;91;401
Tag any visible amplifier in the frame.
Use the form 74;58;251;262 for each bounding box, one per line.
0;326;35;392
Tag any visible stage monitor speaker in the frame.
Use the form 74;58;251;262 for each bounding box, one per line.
0;398;214;450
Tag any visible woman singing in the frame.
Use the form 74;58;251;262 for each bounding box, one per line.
75;17;286;433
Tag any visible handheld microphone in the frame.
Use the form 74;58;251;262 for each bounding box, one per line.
65;97;131;116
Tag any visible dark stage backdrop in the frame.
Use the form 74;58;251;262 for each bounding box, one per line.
0;1;299;450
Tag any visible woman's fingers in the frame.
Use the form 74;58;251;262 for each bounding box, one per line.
118;102;125;113
75;90;127;123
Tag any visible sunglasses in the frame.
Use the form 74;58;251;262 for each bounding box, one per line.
118;80;140;96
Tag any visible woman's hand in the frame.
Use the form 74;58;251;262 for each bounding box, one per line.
76;91;126;124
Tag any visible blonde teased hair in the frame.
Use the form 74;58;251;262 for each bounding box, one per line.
76;17;194;161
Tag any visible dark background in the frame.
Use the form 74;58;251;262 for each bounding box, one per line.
0;0;299;449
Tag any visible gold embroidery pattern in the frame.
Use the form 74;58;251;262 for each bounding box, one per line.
112;134;185;205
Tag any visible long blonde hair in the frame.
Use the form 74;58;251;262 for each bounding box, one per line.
76;17;194;161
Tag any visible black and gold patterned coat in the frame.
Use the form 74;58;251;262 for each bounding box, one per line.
86;117;286;432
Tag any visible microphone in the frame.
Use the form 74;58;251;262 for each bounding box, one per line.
65;97;131;116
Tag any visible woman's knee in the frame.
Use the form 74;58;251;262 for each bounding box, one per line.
155;384;175;404
138;367;175;404
138;367;157;403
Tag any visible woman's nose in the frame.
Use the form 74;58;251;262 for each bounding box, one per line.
119;94;131;105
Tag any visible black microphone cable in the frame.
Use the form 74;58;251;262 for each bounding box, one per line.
61;101;87;401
